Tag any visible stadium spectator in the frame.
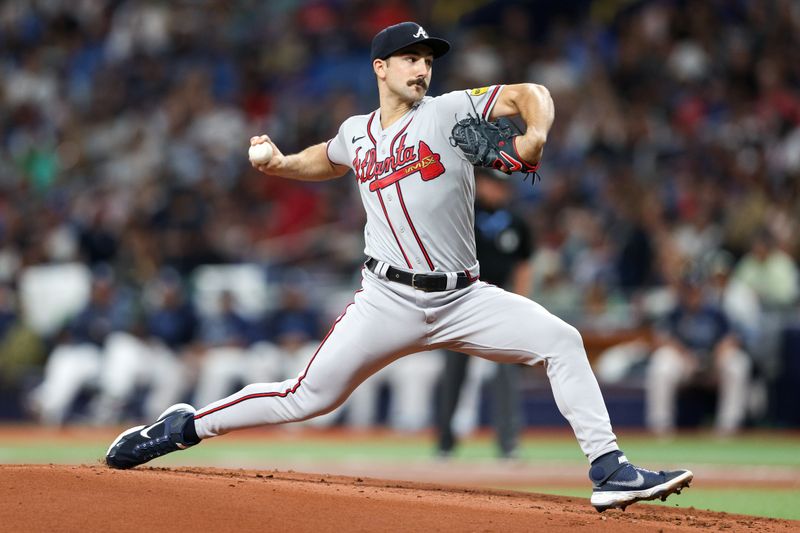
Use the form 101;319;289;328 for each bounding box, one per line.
29;268;130;425
731;229;800;386
92;269;197;423
645;272;752;436
193;290;253;407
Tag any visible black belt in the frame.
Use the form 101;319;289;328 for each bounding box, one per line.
365;257;476;292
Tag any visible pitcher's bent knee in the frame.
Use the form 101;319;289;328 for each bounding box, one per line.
549;322;587;360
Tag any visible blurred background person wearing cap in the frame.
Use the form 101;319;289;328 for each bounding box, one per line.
29;266;134;425
645;269;752;437
192;290;253;408
246;283;322;389
91;269;197;424
435;168;534;459
246;285;342;428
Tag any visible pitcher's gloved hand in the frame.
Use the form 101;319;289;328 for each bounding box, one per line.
450;115;540;175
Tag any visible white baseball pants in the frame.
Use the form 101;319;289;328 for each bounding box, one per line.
194;267;619;462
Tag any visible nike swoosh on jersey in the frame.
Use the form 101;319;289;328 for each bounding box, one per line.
352;135;366;143
609;471;645;488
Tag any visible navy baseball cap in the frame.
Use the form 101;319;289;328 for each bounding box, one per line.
371;22;450;61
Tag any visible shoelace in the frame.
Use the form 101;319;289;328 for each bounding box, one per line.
134;435;177;461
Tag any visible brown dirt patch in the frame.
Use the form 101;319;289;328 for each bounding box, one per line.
1;464;797;532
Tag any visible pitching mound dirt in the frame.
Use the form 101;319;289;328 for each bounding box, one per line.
1;464;796;532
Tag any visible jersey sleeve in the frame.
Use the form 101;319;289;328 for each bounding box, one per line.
433;84;505;123
326;120;351;168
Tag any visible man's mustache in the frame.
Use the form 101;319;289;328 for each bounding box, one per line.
408;78;428;89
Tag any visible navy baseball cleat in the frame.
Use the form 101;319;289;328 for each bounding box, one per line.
106;403;198;469
589;451;693;512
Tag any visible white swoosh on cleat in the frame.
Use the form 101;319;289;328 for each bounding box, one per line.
106;425;145;456
139;420;165;439
610;471;644;488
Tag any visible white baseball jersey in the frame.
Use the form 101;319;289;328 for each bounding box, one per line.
193;85;620;465
326;85;506;275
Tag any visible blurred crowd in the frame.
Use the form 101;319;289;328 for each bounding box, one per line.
1;0;799;431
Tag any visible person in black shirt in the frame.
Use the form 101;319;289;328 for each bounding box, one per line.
436;169;534;458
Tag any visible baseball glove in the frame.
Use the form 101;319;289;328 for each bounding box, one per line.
449;114;540;177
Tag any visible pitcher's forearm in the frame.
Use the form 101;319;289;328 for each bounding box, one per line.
251;135;349;181
491;83;554;164
272;143;349;182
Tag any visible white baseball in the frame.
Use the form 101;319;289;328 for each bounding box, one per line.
249;142;273;165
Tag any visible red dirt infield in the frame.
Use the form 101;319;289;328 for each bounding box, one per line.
2;464;797;532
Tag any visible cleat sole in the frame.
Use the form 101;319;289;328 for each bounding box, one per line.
591;470;693;512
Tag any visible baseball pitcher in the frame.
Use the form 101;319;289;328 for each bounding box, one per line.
106;21;692;512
